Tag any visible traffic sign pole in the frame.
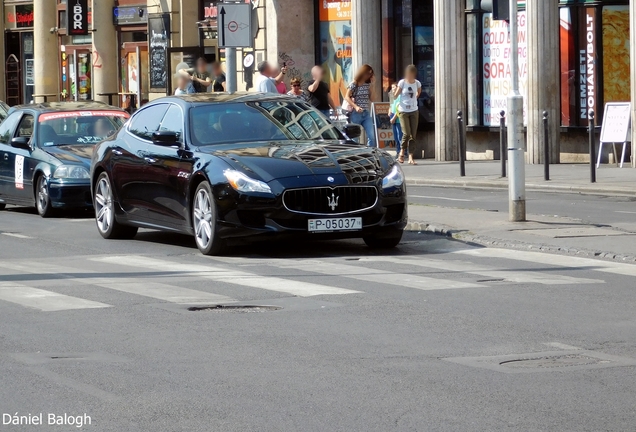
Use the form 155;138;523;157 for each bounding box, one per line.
226;47;237;93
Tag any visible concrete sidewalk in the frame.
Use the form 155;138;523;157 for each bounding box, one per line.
402;161;636;196
406;203;636;263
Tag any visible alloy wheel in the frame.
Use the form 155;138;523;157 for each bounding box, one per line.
193;188;214;250
95;176;114;234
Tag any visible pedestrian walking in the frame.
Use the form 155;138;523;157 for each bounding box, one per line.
389;83;404;160
211;62;226;92
178;57;212;93
344;64;377;147
287;78;308;100
174;74;195;95
393;65;421;164
307;66;337;118
256;61;287;94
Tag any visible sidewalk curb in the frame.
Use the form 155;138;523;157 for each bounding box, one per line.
405;221;636;264
406;178;636;197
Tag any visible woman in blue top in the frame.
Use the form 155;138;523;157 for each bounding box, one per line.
344;64;377;147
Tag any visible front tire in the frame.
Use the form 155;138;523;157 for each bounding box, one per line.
192;181;225;255
0;203;5;210
94;172;138;239
363;230;404;249
36;175;54;218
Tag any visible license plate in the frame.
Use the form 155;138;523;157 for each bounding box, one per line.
308;218;363;233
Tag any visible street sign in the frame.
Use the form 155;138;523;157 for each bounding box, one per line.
372;102;395;149
218;3;252;48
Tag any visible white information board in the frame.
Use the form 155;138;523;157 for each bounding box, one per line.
600;102;631;143
218;3;252;48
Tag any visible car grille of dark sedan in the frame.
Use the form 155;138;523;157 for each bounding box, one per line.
283;186;378;215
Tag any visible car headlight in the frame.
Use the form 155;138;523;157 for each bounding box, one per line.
224;170;272;194
53;165;90;179
382;164;405;190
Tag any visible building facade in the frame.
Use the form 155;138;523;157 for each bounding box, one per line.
4;0;636;166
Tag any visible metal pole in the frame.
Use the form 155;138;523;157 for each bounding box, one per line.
589;109;596;183
457;110;466;177
226;47;237;93
500;110;506;178
507;0;526;222
543;111;550;181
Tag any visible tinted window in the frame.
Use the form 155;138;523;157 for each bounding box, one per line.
129;104;169;140
37;110;128;146
0;112;22;144
16;115;34;139
189;101;344;146
158;104;184;141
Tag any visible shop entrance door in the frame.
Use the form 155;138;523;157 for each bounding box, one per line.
121;43;149;110
5;55;20;106
61;47;92;101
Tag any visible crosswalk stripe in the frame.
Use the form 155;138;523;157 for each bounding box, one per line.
92;256;362;297
258;259;482;291
453;248;636;278
0;282;110;312
0;261;234;304
361;256;603;285
86;280;235;304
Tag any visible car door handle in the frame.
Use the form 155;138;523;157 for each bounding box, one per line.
112;149;123;156
144;157;158;164
3;153;7;161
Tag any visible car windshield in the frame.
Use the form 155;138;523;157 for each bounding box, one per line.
189;101;344;146
38;110;129;147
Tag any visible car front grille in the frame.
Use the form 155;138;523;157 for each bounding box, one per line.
283;186;378;215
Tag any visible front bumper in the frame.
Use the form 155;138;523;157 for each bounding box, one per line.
215;187;408;241
48;180;92;209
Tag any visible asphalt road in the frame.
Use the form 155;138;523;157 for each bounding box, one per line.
408;185;636;226
2;203;636;431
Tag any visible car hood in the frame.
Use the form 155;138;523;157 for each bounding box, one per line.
204;141;393;184
43;144;94;166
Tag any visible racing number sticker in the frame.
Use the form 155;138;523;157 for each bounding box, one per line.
15;155;24;189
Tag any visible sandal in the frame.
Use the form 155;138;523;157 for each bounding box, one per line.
398;151;405;164
408;159;417;165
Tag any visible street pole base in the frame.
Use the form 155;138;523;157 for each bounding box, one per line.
509;200;526;222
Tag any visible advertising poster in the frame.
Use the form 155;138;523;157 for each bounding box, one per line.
602;6;630;104
372;102;394;149
579;8;596;125
318;1;353;104
149;14;170;92
482;12;528;126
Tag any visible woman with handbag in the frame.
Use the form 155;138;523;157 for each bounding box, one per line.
393;65;422;164
343;64;377;147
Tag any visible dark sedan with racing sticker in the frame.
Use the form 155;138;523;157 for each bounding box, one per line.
90;93;407;255
0;103;129;216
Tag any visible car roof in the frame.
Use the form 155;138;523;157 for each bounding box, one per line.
159;92;296;106
8;101;127;114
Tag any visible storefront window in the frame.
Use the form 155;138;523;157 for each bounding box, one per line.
602;5;630;104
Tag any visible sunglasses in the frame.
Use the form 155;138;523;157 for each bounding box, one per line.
292;84;301;87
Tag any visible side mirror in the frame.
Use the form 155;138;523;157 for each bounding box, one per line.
343;124;362;140
10;136;31;150
152;131;179;146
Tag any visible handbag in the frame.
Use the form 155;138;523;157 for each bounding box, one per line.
342;83;358;113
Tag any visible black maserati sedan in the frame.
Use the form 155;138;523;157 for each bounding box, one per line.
0;103;129;217
90;93;407;255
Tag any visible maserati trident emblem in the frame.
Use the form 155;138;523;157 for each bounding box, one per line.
327;193;339;211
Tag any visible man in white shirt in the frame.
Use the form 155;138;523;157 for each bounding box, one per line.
256;61;287;94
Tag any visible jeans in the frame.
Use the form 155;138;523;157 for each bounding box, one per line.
390;114;405;156
320;109;332;118
398;110;419;154
350;110;377;147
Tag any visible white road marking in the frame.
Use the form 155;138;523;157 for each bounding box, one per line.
615;211;636;215
87;280;235;304
409;195;473;202
362;256;603;286
92;256;362;297
257;259;482;291
453;248;636;278
1;233;33;239
0;282;110;312
544;342;583;351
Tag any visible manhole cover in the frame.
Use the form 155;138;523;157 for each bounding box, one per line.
500;354;609;369
187;305;282;313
